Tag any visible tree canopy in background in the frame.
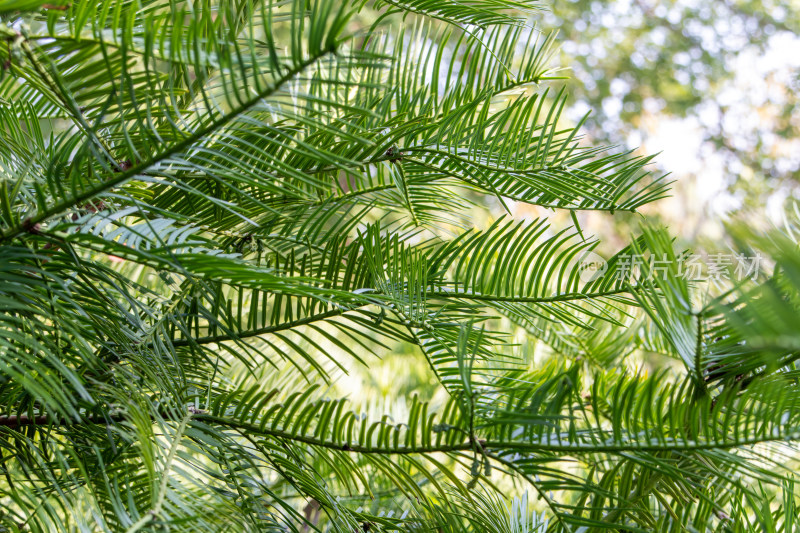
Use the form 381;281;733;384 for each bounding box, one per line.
547;0;800;232
2;0;800;531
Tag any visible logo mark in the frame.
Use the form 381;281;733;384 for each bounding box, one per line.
575;251;608;282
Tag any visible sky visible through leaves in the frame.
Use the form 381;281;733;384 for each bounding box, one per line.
542;0;799;244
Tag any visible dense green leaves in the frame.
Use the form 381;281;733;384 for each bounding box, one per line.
1;0;798;531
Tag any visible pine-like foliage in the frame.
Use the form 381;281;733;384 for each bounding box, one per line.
0;0;799;531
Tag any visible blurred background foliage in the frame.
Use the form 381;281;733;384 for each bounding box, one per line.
547;0;800;244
